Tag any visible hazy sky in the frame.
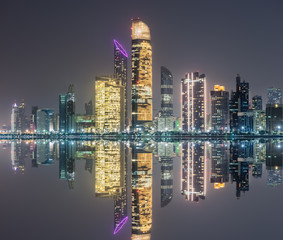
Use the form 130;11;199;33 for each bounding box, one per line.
1;0;283;126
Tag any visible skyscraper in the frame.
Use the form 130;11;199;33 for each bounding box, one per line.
66;85;76;133
266;104;283;134
36;109;54;133
59;94;67;133
114;39;128;128
95;75;125;132
267;88;282;105
158;66;174;131
85;100;93;115
229;74;249;132
181;72;207;132
11;103;19;133
30;106;38;133
18;100;29;132
210;85;229;132
131;19;152;131
252;95;263;110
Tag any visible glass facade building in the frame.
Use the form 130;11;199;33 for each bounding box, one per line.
114;40;128;129
66;84;76;133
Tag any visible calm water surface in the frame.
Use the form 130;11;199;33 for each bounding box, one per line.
0;140;282;240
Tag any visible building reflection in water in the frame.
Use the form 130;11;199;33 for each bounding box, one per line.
210;142;229;190
157;142;174;207
7;139;283;238
266;140;283;187
181;141;207;202
131;142;153;240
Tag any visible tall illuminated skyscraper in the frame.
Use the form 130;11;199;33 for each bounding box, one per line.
131;143;152;240
114;39;128;128
211;85;229;132
59;94;67;133
181;72;207;132
131;19;152;130
66;85;76;133
94;75;125;132
11;103;19;133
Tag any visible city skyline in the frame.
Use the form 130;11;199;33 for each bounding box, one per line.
1;1;283;126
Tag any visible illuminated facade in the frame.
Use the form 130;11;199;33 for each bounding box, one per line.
66;84;76;133
95;142;124;198
95;75;125;132
252;95;262;110
114;39;128;128
11;103;20;133
36;109;54;133
181;141;207;202
59;94;67;132
210;85;229;132
131;19;152;130
267;88;282;105
266;104;283;134
75;115;95;133
131;144;152;239
181;72;207;132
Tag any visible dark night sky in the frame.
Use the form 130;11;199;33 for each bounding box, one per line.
1;0;283;126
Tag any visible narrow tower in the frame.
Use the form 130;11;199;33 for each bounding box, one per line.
131;19;152;131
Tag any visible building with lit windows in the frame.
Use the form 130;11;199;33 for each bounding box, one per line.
210;85;229;132
158;66;175;131
252;95;263;110
114;39;128;128
181;141;207;202
131;143;152;240
131;19;152;131
59;94;67;133
11;103;20;133
266;104;283;134
75;115;95;133
36;109;54;133
95;75;125;132
267;88;282;105
181;72;207;132
66;85;76;133
229;74;249;132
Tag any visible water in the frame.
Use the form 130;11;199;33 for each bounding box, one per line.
0;140;282;240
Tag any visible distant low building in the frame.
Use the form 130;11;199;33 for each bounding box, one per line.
76;115;95;133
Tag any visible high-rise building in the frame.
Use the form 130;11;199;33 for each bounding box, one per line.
11;103;20;133
131;19;152;131
75;115;95;133
59;94;67;133
229;74;249;132
114;39;128;128
131;143;152;240
36;109;54;133
181;72;207;132
253;110;266;133
30;106;38;133
266;104;283;134
181;141;207;202
18;99;29;132
252;95;263;110
210;85;229;132
85;100;93;115
66;85;76;133
158;66;174;131
267;88;282;105
95;75;125;132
